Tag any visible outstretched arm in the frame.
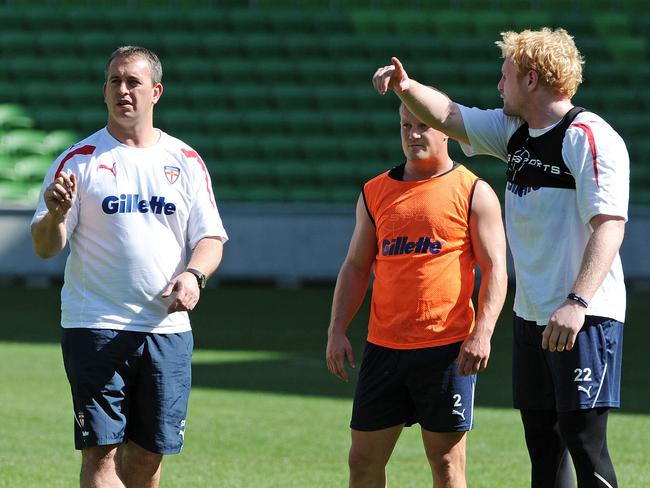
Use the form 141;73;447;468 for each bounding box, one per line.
372;57;469;145
457;180;508;376
31;172;77;258
542;214;625;352
326;194;377;382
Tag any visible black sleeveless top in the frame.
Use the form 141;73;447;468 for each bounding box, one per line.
506;106;585;189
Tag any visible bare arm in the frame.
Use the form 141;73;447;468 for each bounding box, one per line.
326;194;378;382
542;215;625;352
457;180;508;376
372;57;469;145
162;236;224;314
31;172;77;258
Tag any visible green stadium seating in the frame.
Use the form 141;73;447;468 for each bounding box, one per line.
273;162;315;185
284;110;326;136
283;34;330;59
471;11;511;38
42;130;78;154
0;5;647;206
228;84;273;109
241;34;285;58
592;13;630;37
0;129;47;157
243;110;287;135
12;155;52;182
510;11;553;31
432;11;473;37
228;9;272;33
0;31;36;56
605;37;646;64
270;85;314;110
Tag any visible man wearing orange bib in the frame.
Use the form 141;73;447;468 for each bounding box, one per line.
326;104;507;488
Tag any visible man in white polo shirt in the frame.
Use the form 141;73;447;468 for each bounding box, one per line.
31;46;227;488
372;27;628;488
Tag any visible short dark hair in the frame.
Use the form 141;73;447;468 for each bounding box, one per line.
105;46;163;84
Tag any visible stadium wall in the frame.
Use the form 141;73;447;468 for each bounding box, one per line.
2;204;650;285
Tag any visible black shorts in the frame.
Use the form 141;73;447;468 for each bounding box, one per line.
351;341;475;432
512;314;623;412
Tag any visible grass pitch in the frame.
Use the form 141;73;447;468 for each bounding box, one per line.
0;284;648;487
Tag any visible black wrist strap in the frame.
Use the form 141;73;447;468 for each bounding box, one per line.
567;292;589;308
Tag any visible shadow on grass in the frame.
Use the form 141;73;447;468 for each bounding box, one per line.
3;284;649;413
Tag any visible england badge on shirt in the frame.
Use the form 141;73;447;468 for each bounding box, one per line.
164;165;181;184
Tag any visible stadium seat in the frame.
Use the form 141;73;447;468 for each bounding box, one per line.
310;10;350;34
270;84;314;110
50;58;98;82
227;84;273;109
142;9;185;31
349;9;395;35
0;103;34;132
35;31;78;56
244;184;287;202
283;35;330;59
65;9;110;31
471;11;511;38
243;110;288;135
159;33;202;58
202;110;242;134
42;130;78;155
592;13;631;37
257;59;300;83
168;57;217;82
284;111;326;136
300;135;342;160
0;129;47;157
510;11;553;30
216;135;261;160
312;85;355;110
9;58;51;81
324;110;371;136
326;34;368;60
431;11;473;37
605;37;646;64
241;34;285;58
0;30;30;64
272;161;315;185
77;32;120;57
199;32;243;60
553;13;595;36
215;59;258;83
12;155;53;182
62;83;103;108
227;9;272;33
188;84;228;110
267;10;313;35
184;9;228;32
229;161;274;185
297;59;340;84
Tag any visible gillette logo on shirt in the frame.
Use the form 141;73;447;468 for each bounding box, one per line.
381;236;444;256
102;194;177;215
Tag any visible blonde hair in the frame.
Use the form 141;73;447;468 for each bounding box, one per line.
496;28;584;99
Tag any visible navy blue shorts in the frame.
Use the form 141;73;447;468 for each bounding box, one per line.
351;341;476;432
512;314;623;412
61;328;193;454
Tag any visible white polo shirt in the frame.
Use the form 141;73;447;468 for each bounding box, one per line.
458;106;629;325
32;127;228;333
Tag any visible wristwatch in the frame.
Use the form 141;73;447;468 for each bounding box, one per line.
186;268;206;289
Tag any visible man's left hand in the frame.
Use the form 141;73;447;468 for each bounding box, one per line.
542;300;586;352
162;272;200;313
